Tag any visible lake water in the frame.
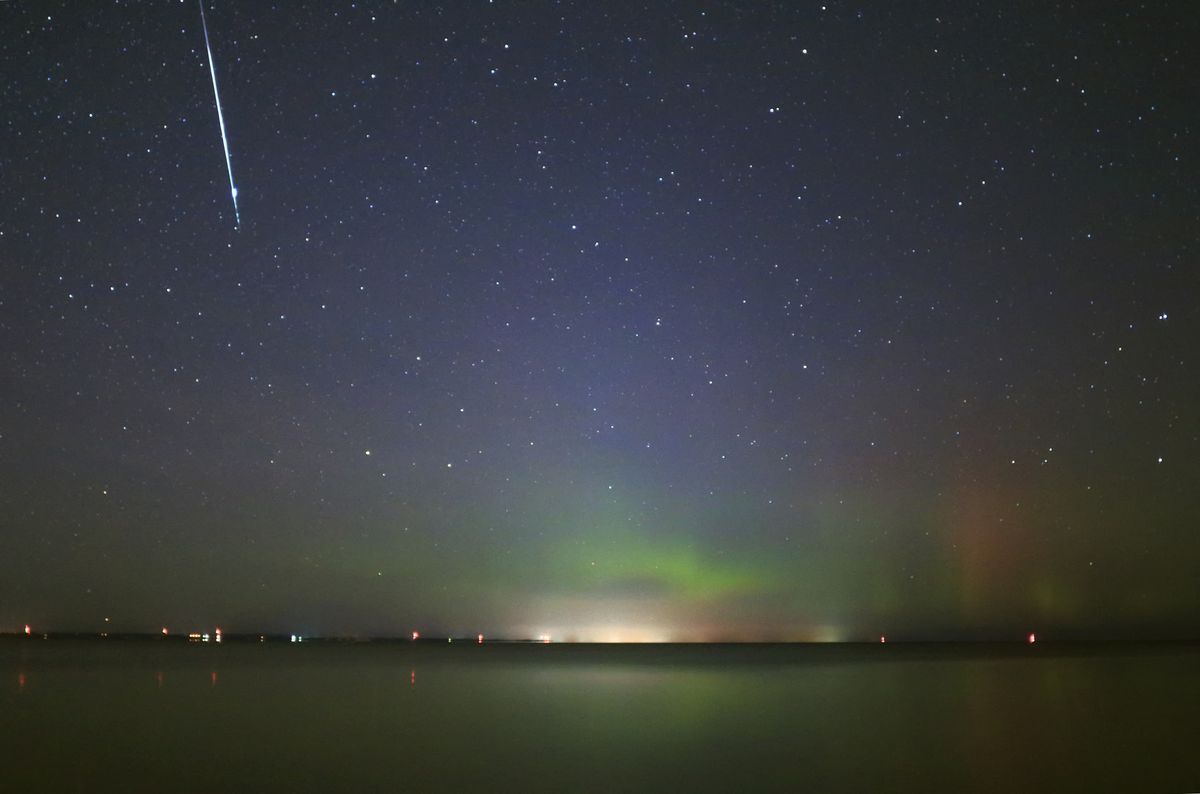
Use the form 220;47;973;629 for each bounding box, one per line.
2;639;1198;792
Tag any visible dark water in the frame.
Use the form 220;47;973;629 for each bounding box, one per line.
2;640;1198;793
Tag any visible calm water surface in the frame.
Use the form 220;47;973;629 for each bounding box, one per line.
2;640;1198;792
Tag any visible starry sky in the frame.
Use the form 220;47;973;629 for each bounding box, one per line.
2;1;1198;641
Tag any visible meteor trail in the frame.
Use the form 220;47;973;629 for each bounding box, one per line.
198;0;239;228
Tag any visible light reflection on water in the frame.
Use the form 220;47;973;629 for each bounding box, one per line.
2;641;1199;792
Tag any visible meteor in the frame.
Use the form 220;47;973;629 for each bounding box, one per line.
198;0;239;228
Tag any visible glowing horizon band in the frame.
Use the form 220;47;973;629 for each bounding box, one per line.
199;0;239;228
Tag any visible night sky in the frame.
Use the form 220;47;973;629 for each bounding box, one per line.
2;1;1197;641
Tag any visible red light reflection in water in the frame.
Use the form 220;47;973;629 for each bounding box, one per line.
410;669;416;687
156;671;164;688
17;673;26;691
211;671;218;687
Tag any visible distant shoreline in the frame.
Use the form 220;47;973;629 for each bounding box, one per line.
4;633;1199;647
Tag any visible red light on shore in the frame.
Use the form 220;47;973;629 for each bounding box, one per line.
412;630;420;641
880;635;886;644
478;634;484;644
1028;632;1037;644
24;624;31;636
161;627;169;636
